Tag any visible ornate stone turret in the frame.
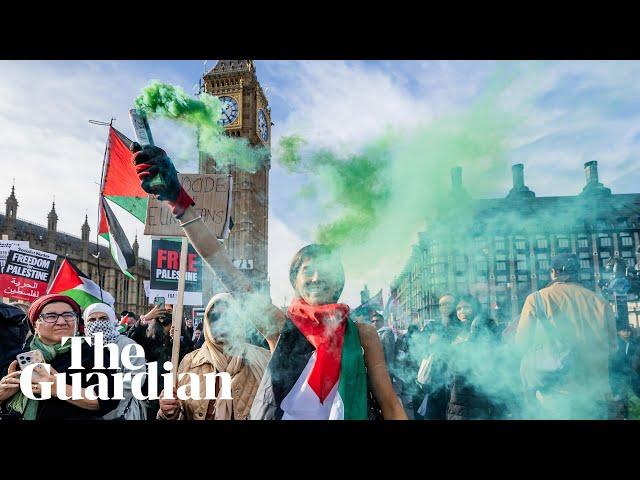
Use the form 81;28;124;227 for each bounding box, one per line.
3;184;18;237
5;184;17;220
47;201;58;250
47;201;58;232
81;214;90;241
132;233;139;258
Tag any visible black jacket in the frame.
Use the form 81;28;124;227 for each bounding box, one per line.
446;315;503;420
1;341;120;420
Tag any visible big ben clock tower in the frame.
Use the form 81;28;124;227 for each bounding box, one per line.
199;60;271;297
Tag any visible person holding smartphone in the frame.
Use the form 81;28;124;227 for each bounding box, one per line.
0;294;119;420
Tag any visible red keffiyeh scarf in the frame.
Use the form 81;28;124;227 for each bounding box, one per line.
287;298;350;403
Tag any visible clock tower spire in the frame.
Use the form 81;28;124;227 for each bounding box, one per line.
200;60;272;296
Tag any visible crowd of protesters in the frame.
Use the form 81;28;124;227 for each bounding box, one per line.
0;138;636;421
373;253;637;420
0;250;636;420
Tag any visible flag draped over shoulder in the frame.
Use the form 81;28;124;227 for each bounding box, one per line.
99;195;136;279
48;258;115;309
101;126;148;223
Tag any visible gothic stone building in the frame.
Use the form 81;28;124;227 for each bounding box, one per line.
390;161;640;328
198;60;271;301
1;185;150;314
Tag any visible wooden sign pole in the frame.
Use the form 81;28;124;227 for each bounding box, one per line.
171;237;189;387
2;234;8;303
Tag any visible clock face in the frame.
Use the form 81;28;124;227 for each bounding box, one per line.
258;109;269;141
219;96;239;126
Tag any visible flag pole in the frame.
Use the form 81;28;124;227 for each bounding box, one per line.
92;118;114;303
171;237;189;385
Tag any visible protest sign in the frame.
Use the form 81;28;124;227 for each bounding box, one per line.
0;246;57;301
147;239;203;306
0;240;28;273
144;173;233;239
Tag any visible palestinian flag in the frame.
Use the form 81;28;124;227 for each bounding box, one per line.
100;126;148;223
48;258;115;309
99;195;136;279
249;318;369;420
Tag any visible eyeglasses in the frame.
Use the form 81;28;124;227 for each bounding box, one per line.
38;312;78;324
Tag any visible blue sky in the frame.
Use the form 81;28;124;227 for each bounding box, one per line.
1;60;640;307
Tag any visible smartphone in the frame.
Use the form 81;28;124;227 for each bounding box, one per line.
154;296;165;310
16;350;45;370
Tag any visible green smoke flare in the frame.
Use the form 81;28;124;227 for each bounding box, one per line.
134;81;268;172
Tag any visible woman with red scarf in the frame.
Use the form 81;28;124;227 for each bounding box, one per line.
133;144;406;420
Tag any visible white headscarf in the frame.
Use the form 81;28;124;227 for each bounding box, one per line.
83;302;120;344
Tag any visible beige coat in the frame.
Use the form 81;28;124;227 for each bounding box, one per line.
516;281;617;416
170;345;270;420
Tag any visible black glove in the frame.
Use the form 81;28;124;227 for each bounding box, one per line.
132;143;195;217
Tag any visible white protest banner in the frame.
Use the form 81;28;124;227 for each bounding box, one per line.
0;246;57;301
0;240;29;273
144;174;233;239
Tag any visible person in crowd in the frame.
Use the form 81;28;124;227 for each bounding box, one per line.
157;293;270;420
0;302;31;372
394;323;422;419
609;326;640;419
0;294;119;420
83;303;147;420
516;253;618;420
413;293;461;420
372;312;396;369
193;323;204;348
127;303;192;419
118;311;137;334
445;294;504;420
134;143;407;420
184;317;194;344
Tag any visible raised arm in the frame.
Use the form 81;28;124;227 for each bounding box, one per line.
133;144;284;346
356;323;408;420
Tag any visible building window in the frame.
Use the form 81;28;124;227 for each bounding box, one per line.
578;238;589;249
600;237;612;247
602;258;611;268
558;238;569;249
536;238;548;249
580;259;591;269
496;275;507;283
538;260;550;270
495;238;505;251
517;261;528;271
622;236;633;247
517;274;529;282
515;239;526;250
601;252;611;259
496;262;507;271
580;272;592;281
622;250;633;258
579;252;590;259
626;258;636;267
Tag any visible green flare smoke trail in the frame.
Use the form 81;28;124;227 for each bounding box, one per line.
134;81;267;172
276;64;526;282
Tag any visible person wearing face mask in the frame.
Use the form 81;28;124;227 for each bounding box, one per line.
133;143;406;420
157;293;270;420
83;303;147;420
0;294;119;420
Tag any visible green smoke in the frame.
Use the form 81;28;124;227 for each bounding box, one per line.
134;81;268;172
276;65;524;283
